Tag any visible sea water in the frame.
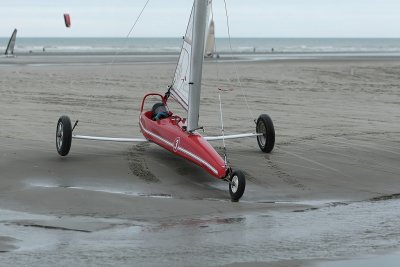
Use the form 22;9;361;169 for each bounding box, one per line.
1;37;400;55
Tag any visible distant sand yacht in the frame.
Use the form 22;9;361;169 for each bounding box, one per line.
204;19;215;57
4;29;17;57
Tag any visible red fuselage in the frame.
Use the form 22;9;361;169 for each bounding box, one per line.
139;110;227;179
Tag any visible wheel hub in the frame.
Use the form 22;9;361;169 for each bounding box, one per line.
56;123;63;149
231;176;239;193
257;121;267;146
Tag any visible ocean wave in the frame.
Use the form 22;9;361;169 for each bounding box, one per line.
1;37;400;54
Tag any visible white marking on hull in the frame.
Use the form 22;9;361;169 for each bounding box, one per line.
140;120;219;175
73;135;147;142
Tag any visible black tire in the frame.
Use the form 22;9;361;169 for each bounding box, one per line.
56;115;72;156
256;114;275;153
229;170;246;202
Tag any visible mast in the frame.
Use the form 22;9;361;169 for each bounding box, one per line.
187;0;208;132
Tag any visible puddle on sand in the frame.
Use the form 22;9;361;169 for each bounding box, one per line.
0;210;69;252
27;180;173;199
147;216;246;232
0;209;144;252
3;185;400;266
317;253;400;267
0;236;19;252
84;198;400;267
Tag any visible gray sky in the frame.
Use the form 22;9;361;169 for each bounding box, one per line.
1;0;400;38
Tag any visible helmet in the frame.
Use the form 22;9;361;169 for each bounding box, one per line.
152;102;167;114
152;103;168;120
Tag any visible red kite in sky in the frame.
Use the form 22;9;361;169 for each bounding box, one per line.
64;14;71;28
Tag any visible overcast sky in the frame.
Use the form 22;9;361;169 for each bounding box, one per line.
1;0;400;38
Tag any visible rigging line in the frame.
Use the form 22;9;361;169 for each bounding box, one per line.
210;1;220;81
73;0;151;123
222;0;255;123
218;93;228;166
211;1;227;161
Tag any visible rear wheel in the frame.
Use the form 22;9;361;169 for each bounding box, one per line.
256;114;275;153
56;115;72;156
229;170;246;202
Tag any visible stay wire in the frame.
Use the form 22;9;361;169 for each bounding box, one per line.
218;93;228;166
211;1;228;165
222;0;255;123
73;0;151;126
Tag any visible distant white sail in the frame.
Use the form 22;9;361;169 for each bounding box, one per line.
170;4;194;111
5;29;17;56
204;19;215;57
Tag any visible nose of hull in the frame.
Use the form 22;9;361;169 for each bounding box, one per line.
140;112;227;179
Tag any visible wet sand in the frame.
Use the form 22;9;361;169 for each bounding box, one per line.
1;55;400;266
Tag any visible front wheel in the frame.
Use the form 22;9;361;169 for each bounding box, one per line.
56;115;72;156
256;114;275;153
229;170;246;202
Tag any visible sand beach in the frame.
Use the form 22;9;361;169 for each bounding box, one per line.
1;54;400;266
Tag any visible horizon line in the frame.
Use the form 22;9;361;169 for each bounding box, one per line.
1;36;400;39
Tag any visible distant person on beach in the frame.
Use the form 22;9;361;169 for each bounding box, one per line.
271;48;274;53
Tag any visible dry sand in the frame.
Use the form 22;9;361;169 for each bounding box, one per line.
0;56;400;266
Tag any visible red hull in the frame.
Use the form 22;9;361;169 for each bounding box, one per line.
139;111;227;179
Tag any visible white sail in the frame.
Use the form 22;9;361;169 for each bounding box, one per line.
170;5;194;111
5;29;17;56
170;0;208;132
204;19;215;57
